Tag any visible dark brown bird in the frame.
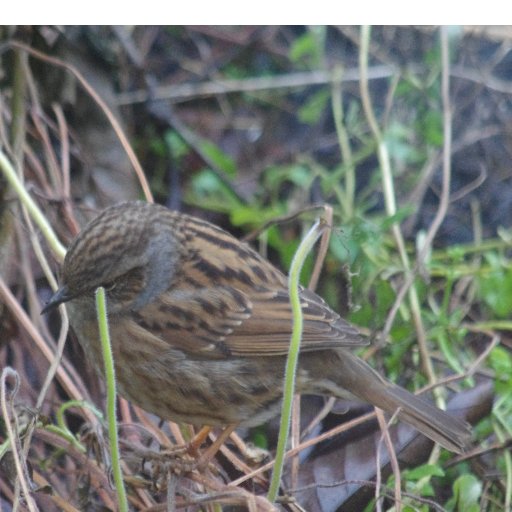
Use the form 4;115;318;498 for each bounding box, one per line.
43;201;471;453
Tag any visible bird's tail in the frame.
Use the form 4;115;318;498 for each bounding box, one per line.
330;349;471;453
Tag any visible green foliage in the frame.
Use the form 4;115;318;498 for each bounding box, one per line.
198;140;237;177
172;28;509;509
421;109;444;146
489;346;512;446
489;346;512;388
186;169;243;213
289;27;326;69
393;68;444;166
250;426;268;450
478;254;512;318
263;163;314;193
298;88;330;124
446;474;482;512
165;130;190;160
400;464;446;504
402;463;445;481
229;204;284;227
384;122;423;165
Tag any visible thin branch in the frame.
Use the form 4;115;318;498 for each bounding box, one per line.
8;41;153;203
0;149;66;260
116;65;398;105
0;277;95;423
0;368;38;512
376;409;402;512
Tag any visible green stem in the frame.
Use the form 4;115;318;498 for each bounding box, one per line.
267;219;326;502
0;149;66;261
331;66;355;218
95;287;128;512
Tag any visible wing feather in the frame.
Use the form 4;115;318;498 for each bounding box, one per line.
134;284;366;358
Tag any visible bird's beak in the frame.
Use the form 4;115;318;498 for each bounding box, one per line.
41;285;73;315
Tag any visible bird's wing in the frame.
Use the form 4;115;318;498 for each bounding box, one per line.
132;285;366;359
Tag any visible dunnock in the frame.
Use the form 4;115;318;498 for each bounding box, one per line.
43;201;471;453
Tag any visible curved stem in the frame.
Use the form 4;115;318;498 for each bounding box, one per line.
96;287;128;512
267;219;326;502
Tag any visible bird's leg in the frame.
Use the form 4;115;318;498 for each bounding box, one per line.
194;424;238;471
156;424;239;472
187;425;213;456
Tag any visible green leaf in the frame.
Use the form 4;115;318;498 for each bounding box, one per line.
251;426;268;450
488;346;512;396
198;140;237;177
402;463;445;481
289;28;325;68
329;232;355;263
479;262;512;318
489;346;512;377
298;88;330;124
263;164;313;191
422;110;443;146
229;205;284;227
186;169;241;212
380;206;415;230
384;122;419;164
452;474;482;511
164;130;189;159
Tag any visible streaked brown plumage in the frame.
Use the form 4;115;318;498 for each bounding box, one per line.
43;201;471;452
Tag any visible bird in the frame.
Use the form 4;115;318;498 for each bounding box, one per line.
42;201;471;453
